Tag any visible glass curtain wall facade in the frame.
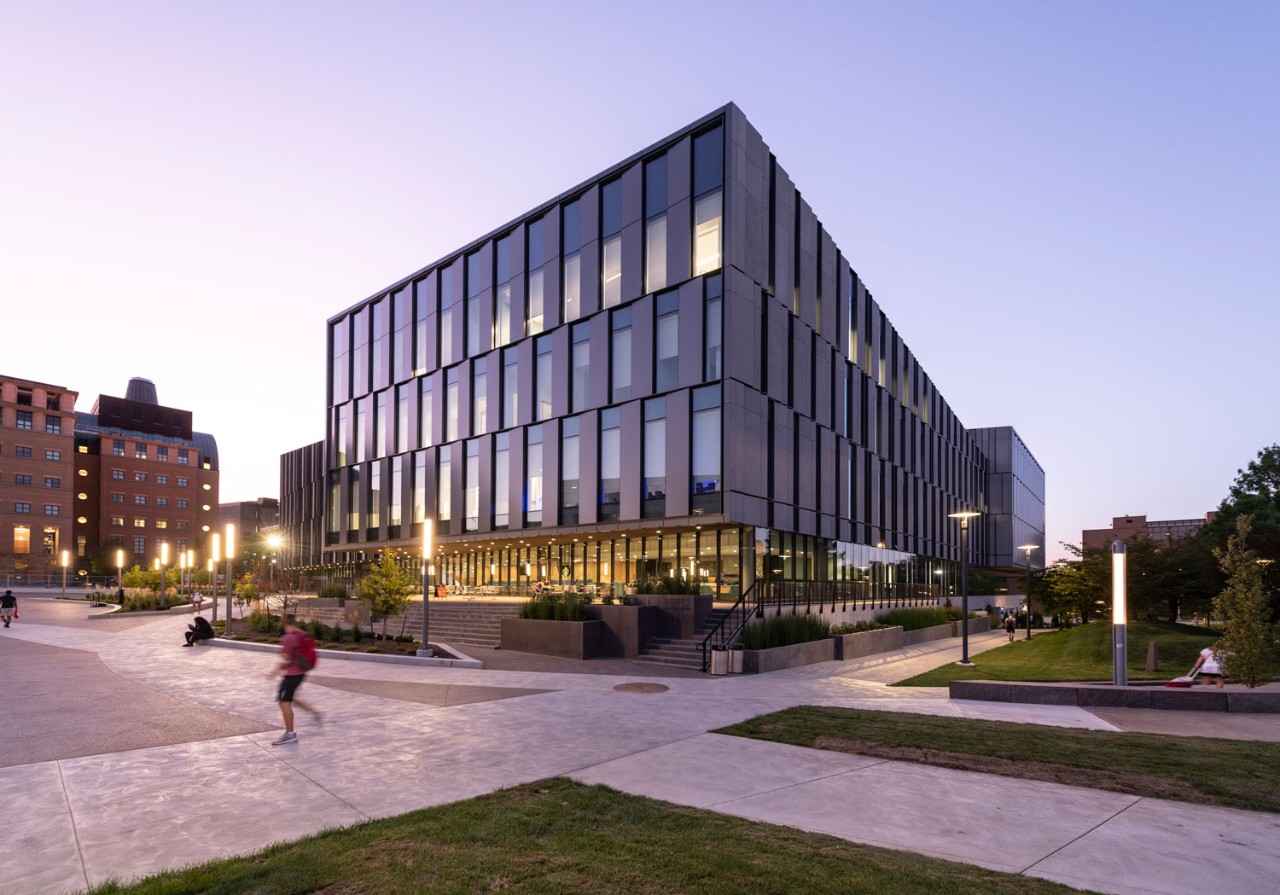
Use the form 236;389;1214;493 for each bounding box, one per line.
316;104;1043;598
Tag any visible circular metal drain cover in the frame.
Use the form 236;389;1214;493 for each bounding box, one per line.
613;682;670;694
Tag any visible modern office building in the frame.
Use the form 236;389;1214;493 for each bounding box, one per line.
280;441;325;573
0;375;78;579
218;498;280;538
73;377;220;572
1082;513;1212;551
309;104;1045;598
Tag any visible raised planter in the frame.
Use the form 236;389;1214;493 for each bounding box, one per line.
833;626;905;659
742;637;835;674
901;621;953;647
633;594;711;639
585;604;660;658
500;617;604;660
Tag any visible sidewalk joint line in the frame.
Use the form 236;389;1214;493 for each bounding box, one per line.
1018;796;1144;875
55;759;92;893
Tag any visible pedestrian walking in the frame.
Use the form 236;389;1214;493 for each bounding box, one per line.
0;590;16;627
1190;646;1228;690
268;614;321;745
1005;613;1017;642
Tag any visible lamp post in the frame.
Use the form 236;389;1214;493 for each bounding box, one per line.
158;541;169;608
210;532;221;624
949;510;980;667
1112;539;1127;687
224;523;236;637
116;549;125;604
1018;543;1039;641
417;519;434;657
266;533;282;590
60;550;69;599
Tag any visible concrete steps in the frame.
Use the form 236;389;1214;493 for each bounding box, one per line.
401;602;521;649
634;607;737;671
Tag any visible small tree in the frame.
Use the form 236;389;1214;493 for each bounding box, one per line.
357;552;417;640
1212;515;1278;688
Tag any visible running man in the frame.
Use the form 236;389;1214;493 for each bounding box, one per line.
269;614;321;745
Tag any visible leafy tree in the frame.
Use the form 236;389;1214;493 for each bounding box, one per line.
1203;444;1280;620
1041;553;1104;624
357;552;418;640
120;564;162;594
1212;515;1279;687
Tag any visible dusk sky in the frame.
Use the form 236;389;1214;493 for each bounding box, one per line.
2;2;1276;562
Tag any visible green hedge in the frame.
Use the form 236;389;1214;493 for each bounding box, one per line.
875;606;961;632
739;613;831;650
519;594;593;621
829;620;892;635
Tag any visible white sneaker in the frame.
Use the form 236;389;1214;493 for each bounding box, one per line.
271;732;297;746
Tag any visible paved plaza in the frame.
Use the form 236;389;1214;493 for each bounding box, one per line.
1;594;1278;895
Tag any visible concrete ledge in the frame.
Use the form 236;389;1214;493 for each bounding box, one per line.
87;604;194;619
950;680;1280;713
743;638;835;674
207;637;483;669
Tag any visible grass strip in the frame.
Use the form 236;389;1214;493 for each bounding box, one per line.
85;778;1099;895
895;621;1226;687
717;706;1280;813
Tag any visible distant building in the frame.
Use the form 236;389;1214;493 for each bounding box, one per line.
0;375;78;580
279;441;325;571
1081;513;1213;551
218;498;280;537
74;377;220;573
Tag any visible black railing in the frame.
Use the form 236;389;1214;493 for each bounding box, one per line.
699;578;945;672
698;580;762;672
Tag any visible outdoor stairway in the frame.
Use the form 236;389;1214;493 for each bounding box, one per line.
634;606;736;671
401;602;521;650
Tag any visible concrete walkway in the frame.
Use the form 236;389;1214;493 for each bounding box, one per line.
0;601;1276;895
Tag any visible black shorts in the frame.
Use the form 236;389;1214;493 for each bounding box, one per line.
277;674;305;702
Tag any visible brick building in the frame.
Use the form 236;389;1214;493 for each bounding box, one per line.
0;375;78;581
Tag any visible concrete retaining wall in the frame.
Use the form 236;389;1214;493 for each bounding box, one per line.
834;626;905;659
950;680;1280;713
743;638;835;674
500;617;604;660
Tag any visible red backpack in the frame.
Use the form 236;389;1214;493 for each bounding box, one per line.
296;632;318;672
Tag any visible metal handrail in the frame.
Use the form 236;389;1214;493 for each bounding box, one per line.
700;577;946;671
698;580;763;672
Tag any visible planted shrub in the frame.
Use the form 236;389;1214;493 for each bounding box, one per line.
318;584;348;599
830;620;892;635
122;593;187;612
247;610;283;635
631;576;690;595
519;594;593;621
875;607;959;632
352;624;363;643
739;613;831;650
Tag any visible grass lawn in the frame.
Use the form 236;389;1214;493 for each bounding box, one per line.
84;778;1100;895
717;706;1280;813
895;620;1223;687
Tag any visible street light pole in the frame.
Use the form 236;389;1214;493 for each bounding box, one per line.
116;549;125;605
208;531;220;623
1112;540;1128;687
224;523;236;637
949;510;980;667
1019;544;1039;641
158;541;169;609
60;550;69;599
417;519;434;657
